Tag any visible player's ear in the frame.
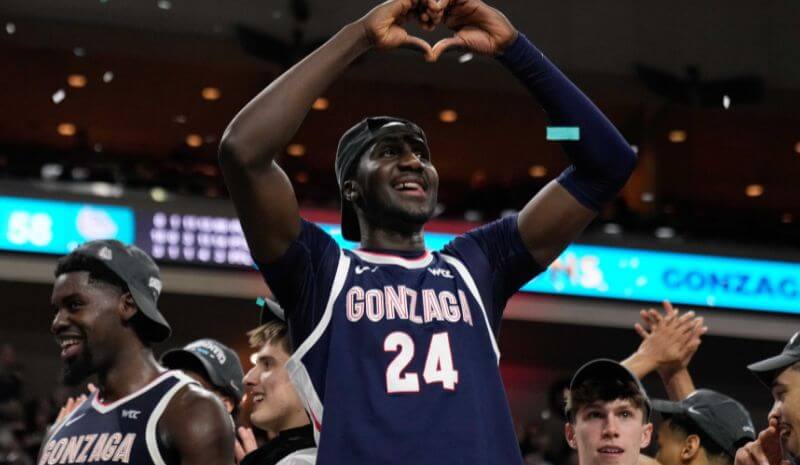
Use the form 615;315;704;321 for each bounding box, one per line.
342;180;360;203
680;434;700;460
640;422;654;449
565;422;578;450
118;292;137;322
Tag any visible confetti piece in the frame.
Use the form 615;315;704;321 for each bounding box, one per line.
546;126;580;141
255;296;265;307
723;95;731;109
5;23;15;35
102;71;114;83
458;53;473;63
52;89;66;104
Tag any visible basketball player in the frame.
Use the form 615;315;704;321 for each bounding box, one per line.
38;240;235;465
565;359;653;465
218;0;637;463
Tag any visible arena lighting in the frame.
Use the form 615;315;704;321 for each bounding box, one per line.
640;192;654;203
40;164;64;180
528;165;547;178
67;74;87;88
73;47;86;57
312;97;329;110
157;0;172;10
102;71;114;83
57;123;76;136
603;223;622;235
295;171;309;183
723;95;731;109
745;184;764;197
186;134;203;148
201;87;221;101
172;115;187;124
150;187;168;202
439;109;458;123
5;22;15;35
287;143;306;157
668;130;687;143
655;227;675;239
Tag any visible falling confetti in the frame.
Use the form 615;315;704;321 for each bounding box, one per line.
722;95;731;109
102;71;114;83
546;126;581;141
5;22;15;35
52;89;66;104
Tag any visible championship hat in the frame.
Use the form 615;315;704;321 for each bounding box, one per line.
748;330;800;387
161;339;245;403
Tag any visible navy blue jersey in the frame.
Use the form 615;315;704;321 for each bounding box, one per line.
38;371;195;465
259;215;542;465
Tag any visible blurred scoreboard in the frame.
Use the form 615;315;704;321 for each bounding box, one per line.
1;195;798;314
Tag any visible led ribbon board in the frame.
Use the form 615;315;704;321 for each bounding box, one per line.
319;224;800;314
0;196;134;254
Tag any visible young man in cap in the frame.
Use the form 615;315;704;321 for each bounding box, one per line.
219;0;637;463
234;298;316;465
565;359;653;465
735;331;800;465
161;338;245;416
653;390;755;465
39;240;235;465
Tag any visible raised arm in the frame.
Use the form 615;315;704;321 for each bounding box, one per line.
431;0;636;267
621;301;707;400
218;0;436;262
158;384;236;465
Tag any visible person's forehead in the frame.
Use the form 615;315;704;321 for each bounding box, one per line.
51;271;92;299
773;367;800;389
583;398;638;410
254;340;290;360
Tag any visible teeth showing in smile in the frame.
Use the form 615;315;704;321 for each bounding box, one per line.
252;394;265;403
394;182;423;191
598;447;623;454
60;338;81;349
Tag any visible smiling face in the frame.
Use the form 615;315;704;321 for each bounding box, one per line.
243;340;307;434
769;365;800;460
345;132;439;236
566;399;653;465
50;271;127;385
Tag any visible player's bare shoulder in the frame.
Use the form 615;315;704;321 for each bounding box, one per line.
159;383;235;465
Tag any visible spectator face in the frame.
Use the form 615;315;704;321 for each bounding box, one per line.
769;366;800;460
565;399;653;465
243;340;306;434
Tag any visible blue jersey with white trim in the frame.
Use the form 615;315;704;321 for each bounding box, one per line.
260;215;542;465
38;371;195;465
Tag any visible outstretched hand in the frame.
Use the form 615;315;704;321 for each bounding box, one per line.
633;301;707;377
54;383;97;425
735;419;789;465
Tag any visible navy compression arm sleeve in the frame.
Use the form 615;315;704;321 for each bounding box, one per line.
497;33;637;211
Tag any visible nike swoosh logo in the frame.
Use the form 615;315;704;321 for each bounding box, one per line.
64;413;85;427
355;266;377;274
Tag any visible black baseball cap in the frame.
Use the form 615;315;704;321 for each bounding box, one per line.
256;296;286;324
334;116;429;242
161;339;245;403
59;239;170;342
568;359;651;420
653;389;756;457
748;331;800;387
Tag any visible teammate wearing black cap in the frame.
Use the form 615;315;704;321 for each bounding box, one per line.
654;390;755;465
565;359;653;465
219;0;637;463
735;331;800;465
38;240;235;465
161;338;245;415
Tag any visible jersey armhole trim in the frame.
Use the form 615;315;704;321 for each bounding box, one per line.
145;372;198;465
441;254;501;363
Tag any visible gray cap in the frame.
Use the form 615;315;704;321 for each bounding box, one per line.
653;389;756;457
59;239;169;342
748;331;800;387
161;339;245;403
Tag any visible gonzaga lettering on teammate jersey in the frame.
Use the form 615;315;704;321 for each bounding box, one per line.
258;216;542;465
39;371;195;465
